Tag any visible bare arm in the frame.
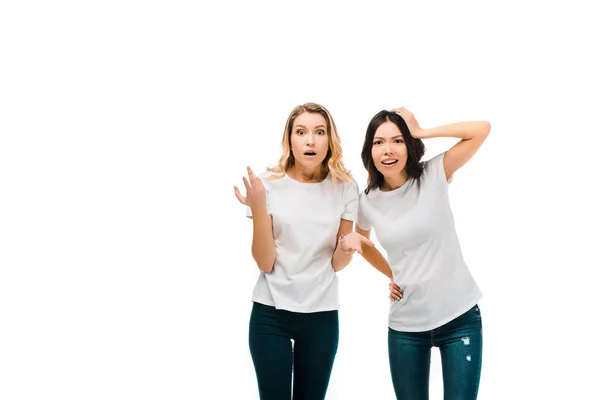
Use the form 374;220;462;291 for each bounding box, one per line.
420;121;490;180
393;108;491;180
332;219;354;272
250;208;276;273
356;226;393;280
234;167;276;273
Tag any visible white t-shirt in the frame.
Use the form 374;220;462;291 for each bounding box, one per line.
358;153;482;332
246;171;359;313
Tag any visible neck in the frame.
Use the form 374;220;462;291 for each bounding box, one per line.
288;164;327;183
381;170;409;191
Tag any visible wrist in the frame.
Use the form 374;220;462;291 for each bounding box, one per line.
337;235;355;255
412;127;429;139
251;203;268;215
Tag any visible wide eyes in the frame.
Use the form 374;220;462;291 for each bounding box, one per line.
296;129;326;136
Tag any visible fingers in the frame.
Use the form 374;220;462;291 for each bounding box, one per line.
338;235;356;254
339;233;372;254
247;166;255;181
247;167;265;191
248;167;261;185
246;167;256;187
346;240;362;255
402;109;413;119
388;282;403;301
359;236;375;247
233;186;247;205
242;176;251;192
391;107;411;118
390;287;403;298
390;282;402;294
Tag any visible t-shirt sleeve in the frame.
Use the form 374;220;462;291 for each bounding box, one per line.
245;173;272;219
341;179;359;221
425;152;453;190
357;192;372;230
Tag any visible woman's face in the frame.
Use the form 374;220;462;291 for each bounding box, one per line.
290;112;329;169
371;121;408;177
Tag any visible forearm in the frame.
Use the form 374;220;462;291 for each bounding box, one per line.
251;208;276;273
332;243;353;272
417;121;491;140
360;246;393;279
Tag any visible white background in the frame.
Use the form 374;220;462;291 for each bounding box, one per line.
1;1;599;399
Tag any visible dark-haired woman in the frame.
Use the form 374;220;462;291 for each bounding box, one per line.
355;107;491;399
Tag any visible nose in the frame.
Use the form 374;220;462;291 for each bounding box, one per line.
383;142;393;154
306;132;315;146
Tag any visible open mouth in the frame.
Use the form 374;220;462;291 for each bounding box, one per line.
381;159;398;167
304;151;317;156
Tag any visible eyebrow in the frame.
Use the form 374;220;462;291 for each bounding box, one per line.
294;124;326;129
373;135;403;140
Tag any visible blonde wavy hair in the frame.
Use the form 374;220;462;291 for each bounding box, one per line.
267;103;353;183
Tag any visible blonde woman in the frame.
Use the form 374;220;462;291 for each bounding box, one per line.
234;103;371;400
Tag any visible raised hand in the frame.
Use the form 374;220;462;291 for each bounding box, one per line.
233;167;267;211
390;107;424;139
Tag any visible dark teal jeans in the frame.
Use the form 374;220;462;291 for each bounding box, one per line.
249;302;339;400
388;305;483;400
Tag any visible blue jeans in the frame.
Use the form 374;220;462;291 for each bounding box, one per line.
248;302;339;400
388;305;483;400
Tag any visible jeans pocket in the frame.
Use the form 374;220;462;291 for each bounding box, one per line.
467;304;480;314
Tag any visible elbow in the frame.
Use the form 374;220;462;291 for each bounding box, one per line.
471;121;490;142
254;252;276;273
481;121;491;137
258;262;274;273
252;242;276;273
332;256;351;272
333;265;347;273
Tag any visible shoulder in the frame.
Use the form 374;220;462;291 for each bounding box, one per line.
334;177;359;201
424;153;445;173
325;174;357;192
341;177;359;191
359;187;377;202
422;152;452;187
258;170;279;180
257;170;285;189
422;153;447;180
258;170;273;179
